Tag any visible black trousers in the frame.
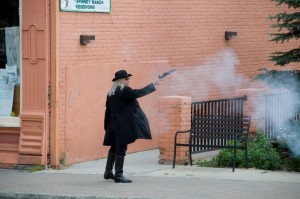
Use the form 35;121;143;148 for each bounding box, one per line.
108;145;127;156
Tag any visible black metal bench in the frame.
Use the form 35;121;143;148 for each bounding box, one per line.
173;115;251;172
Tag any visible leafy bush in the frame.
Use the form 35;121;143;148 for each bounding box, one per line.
215;141;245;168
281;157;300;172
197;133;282;170
246;133;281;170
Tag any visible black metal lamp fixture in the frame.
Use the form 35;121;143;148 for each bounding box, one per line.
225;31;237;40
80;35;95;45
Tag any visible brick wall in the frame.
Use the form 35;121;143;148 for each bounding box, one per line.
57;0;300;164
158;96;191;164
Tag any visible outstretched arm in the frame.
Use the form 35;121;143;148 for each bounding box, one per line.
122;78;161;99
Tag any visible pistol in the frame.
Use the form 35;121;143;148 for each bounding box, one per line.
158;69;176;79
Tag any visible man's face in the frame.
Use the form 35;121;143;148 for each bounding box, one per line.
122;77;130;86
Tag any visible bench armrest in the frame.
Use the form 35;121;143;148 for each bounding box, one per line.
174;129;190;143
175;130;190;134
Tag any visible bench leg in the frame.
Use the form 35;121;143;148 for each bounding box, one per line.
245;140;249;169
189;145;192;166
233;139;237;172
173;144;177;169
233;149;236;172
245;147;248;169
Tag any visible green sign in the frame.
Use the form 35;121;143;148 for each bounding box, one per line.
60;0;111;13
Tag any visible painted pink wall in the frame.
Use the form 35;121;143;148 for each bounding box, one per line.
64;63;168;164
58;0;299;165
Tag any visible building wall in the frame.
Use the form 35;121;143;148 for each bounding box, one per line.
57;0;299;165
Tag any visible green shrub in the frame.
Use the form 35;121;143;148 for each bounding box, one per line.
281;157;300;172
198;132;282;170
247;133;281;170
215;142;245;168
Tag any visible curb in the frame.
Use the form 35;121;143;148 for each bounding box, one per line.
0;193;150;199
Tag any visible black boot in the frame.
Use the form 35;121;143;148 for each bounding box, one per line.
114;155;132;183
104;151;115;180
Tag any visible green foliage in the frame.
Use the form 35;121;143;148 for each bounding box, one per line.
215;141;245;168
198;133;282;170
197;131;300;171
253;68;300;91
281;157;300;171
271;0;300;8
247;133;281;170
254;1;300;90
29;165;44;172
269;0;300;66
269;49;300;66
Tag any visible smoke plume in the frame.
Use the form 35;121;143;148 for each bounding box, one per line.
166;47;300;157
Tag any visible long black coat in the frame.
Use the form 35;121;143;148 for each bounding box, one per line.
103;83;156;146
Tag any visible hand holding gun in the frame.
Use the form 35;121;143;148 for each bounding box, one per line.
158;69;176;79
153;69;176;86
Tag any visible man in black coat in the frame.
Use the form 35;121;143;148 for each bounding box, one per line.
103;70;161;183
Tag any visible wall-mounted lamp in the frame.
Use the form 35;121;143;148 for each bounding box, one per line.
80;35;95;45
225;31;237;40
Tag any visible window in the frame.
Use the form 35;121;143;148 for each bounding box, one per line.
0;0;20;127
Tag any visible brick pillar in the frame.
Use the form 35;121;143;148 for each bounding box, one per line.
158;96;191;164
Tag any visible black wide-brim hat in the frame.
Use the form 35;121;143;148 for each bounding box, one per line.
112;70;132;81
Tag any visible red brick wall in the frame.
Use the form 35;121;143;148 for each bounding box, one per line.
57;0;300;164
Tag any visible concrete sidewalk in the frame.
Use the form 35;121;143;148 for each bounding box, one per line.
0;149;300;199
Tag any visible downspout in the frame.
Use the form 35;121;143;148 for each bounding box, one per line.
50;0;59;168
